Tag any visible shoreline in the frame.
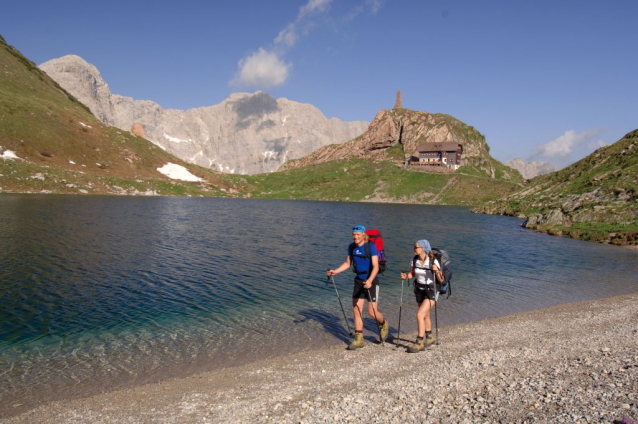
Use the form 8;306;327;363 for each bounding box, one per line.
4;193;636;248
2;293;637;423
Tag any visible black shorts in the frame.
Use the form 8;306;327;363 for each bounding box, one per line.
414;283;436;304
353;277;380;301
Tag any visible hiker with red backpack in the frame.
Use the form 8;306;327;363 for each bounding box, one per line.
400;239;444;353
327;225;389;350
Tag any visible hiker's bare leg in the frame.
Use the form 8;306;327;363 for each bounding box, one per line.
367;301;385;324
353;298;365;332
416;299;434;337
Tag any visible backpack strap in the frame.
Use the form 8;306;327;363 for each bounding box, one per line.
413;255;432;271
364;241;375;273
350;242;374;275
349;242;359;275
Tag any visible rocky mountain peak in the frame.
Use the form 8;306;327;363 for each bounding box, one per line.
505;158;557;179
281;107;505;180
39;56;368;175
40;55;115;124
131;122;146;139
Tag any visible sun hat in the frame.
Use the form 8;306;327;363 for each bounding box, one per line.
417;239;431;253
352;225;366;233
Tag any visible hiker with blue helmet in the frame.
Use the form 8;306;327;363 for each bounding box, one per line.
400;239;444;353
327;225;389;350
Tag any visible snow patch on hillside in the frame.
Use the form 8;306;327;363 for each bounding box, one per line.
164;133;192;143
1;150;19;160
156;163;203;182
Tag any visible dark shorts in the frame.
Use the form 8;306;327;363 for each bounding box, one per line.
414;283;436;304
353;277;380;301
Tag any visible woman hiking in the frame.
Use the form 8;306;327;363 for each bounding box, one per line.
327;225;389;350
400;239;444;353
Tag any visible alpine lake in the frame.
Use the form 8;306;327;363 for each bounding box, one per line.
1;194;637;413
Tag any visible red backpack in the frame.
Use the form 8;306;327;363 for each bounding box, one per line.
365;229;387;274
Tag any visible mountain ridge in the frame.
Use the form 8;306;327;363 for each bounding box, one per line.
475;130;638;245
39;55;369;175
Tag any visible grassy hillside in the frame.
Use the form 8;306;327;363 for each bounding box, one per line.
0;34;242;197
241;158;520;206
475;129;638;245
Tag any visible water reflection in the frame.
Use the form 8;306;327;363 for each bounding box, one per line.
0;194;636;413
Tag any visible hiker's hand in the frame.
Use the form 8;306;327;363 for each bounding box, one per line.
400;272;408;280
363;280;372;289
327;269;336;277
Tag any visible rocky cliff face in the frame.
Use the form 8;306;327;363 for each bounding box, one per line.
39;55;368;175
505;158;557;179
281;108;515;181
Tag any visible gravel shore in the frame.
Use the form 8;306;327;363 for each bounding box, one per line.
3;293;637;423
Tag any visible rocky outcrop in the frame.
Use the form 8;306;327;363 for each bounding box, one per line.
475;130;638;245
130;123;146;139
505;158;556;179
39;55;368;175
281;108;504;180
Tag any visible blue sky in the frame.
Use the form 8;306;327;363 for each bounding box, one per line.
2;0;637;168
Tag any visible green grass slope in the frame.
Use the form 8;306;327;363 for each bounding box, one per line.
0;35;242;197
475;129;638;245
242;158;520;206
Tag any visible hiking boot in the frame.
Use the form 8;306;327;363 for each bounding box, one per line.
347;333;365;350
407;337;425;353
425;333;436;346
380;320;389;341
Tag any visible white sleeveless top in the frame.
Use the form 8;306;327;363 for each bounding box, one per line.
412;257;440;287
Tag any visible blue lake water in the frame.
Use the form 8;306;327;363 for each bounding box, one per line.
1;194;637;412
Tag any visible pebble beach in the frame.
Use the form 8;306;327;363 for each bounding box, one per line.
2;293;637;423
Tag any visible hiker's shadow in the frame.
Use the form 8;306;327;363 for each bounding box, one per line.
390;336;413;349
294;309;350;343
294;309;393;345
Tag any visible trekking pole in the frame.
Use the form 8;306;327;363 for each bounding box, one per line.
366;288;384;345
434;281;439;346
327;271;352;336
396;273;406;345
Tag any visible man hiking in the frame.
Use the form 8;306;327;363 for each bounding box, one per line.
327;225;389;349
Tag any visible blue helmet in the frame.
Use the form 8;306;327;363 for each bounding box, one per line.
352;225;366;233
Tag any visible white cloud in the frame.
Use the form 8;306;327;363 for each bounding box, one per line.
529;129;606;168
272;0;331;51
345;0;385;20
232;0;384;90
275;24;298;48
299;0;331;20
366;0;384;14
234;48;291;89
